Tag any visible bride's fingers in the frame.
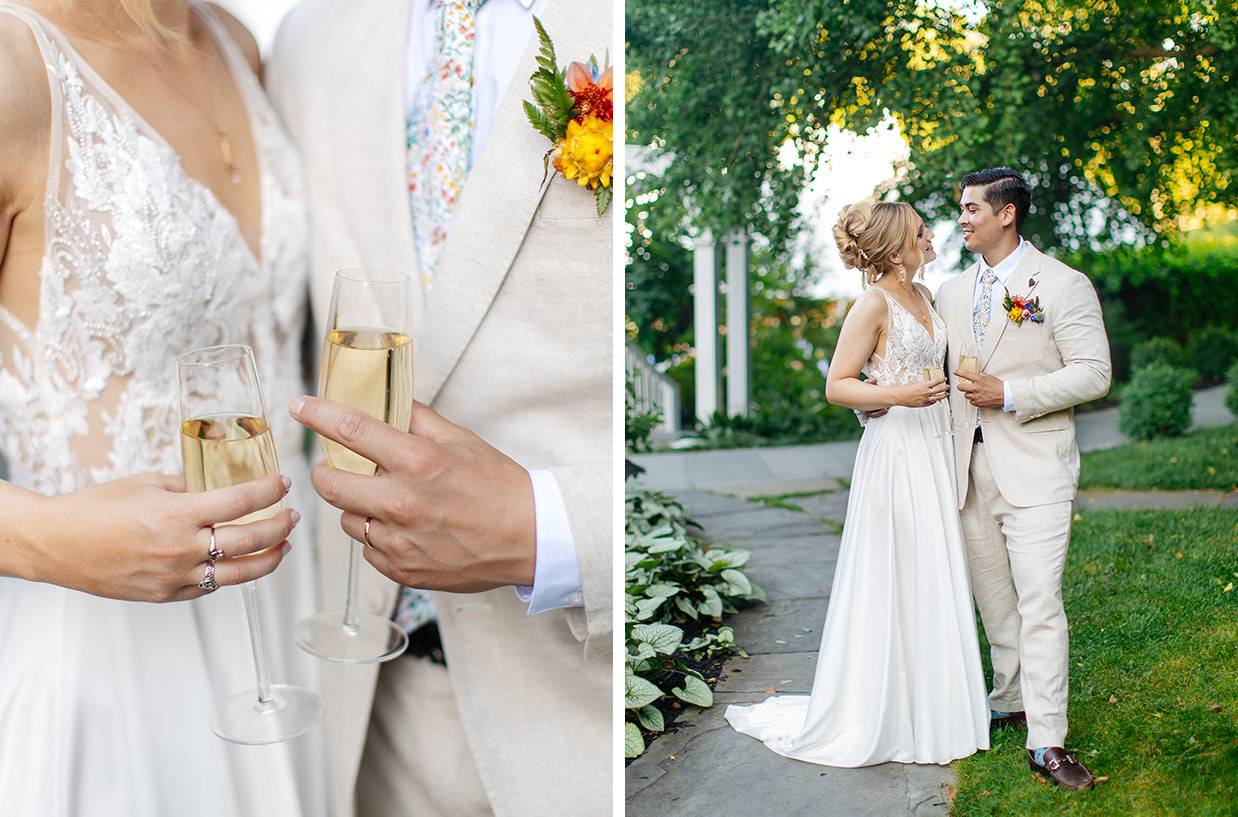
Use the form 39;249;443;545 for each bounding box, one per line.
201;509;301;560
181;541;292;599
190;475;292;527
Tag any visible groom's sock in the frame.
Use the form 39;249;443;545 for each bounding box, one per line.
1032;747;1050;765
991;710;1014;718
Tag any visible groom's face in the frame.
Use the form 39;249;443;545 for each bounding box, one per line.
958;185;1007;258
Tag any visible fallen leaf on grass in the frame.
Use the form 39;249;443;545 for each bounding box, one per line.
1109;695;1119;704
1211;704;1224;713
1094;776;1110;784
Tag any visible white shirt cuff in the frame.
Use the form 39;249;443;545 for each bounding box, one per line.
514;469;584;614
1003;381;1015;412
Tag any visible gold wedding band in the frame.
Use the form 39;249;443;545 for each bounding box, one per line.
364;517;374;549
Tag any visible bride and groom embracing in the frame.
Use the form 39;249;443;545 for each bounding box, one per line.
725;167;1112;791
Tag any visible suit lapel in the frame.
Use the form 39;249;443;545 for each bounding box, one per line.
414;0;581;405
980;244;1043;368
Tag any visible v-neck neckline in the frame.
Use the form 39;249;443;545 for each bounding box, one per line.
32;1;265;265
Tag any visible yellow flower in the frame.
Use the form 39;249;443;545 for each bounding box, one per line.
1009;306;1023;321
553;114;613;189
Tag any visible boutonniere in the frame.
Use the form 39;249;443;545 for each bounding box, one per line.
523;17;613;216
1002;289;1045;324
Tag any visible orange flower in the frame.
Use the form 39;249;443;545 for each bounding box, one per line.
565;61;613;122
553;114;613;189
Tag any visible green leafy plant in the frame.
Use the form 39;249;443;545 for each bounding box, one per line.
624;485;765;757
1189;327;1238;382
1118;363;1197;441
1226;360;1238;418
625;381;662;454
1130;336;1186;372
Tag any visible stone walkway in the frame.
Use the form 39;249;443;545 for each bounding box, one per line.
624;387;1236;817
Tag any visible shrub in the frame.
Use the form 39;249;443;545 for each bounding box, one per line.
1118;364;1197;441
624;485;765;757
1188;327;1238;382
625;381;662;453
1226;360;1238;418
1130;337;1186;371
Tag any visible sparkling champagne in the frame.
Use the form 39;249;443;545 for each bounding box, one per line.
319;328;414;475
181;415;280;524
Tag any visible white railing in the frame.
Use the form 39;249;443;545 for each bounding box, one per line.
625;342;681;434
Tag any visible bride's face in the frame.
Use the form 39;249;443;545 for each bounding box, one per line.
901;221;936;273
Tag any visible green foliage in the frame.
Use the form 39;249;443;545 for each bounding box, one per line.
624;485;765;757
685;403;862;450
1118;364;1197;441
1189;327;1238;382
1228;362;1238;418
625;381;662;454
1079;239;1238;382
954;509;1238;816
1129;337;1186;372
1079;423;1238;492
523;17;573;143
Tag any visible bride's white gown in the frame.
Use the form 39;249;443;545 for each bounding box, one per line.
726;287;990;766
0;4;324;815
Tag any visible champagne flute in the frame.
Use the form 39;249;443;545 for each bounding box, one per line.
295;269;413;663
933;355;981;438
177;344;324;744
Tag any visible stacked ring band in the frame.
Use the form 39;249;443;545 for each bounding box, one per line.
208;526;225;562
199;561;218;591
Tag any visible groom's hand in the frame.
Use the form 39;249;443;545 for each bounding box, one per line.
954;369;1005;408
289;395;537;593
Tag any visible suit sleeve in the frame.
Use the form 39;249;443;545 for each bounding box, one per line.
1008;269;1112;422
547;463;612;659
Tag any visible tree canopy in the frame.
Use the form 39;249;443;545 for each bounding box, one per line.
626;0;1238;252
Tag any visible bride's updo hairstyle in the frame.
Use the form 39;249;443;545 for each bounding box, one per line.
833;200;925;288
66;0;184;49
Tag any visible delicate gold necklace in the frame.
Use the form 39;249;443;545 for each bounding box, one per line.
79;0;242;184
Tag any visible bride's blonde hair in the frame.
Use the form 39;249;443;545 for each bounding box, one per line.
66;0;184;48
833;200;926;288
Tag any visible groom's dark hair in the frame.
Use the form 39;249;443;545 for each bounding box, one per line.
960;167;1031;233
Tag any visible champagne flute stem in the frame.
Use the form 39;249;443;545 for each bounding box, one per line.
342;538;363;633
240;580;276;709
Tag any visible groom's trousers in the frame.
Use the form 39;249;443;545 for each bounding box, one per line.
961;442;1073;749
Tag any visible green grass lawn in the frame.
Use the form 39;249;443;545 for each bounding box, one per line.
1079;424;1238;491
952;509;1238;816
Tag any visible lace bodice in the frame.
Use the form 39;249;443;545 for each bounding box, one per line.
0;3;309;495
861;287;947;386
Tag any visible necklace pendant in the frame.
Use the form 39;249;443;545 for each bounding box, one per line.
218;128;241;182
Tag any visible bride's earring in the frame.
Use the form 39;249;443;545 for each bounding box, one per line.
898;265;906;285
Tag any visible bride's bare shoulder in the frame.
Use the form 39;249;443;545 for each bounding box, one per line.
0;12;52;219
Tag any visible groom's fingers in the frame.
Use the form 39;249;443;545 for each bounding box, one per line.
289;395;406;471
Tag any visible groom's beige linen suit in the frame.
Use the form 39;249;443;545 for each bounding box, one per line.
937;244;1109;749
266;2;612;815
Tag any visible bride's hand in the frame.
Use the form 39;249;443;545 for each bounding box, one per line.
6;473;298;602
894;377;948;408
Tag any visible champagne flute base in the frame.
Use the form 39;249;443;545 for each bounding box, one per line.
295;612;409;663
211;684;323;745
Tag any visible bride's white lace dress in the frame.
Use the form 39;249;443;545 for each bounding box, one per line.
0;4;324;814
725;287;990;766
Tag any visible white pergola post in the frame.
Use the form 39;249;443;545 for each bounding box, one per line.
724;231;752;417
692;231;722;424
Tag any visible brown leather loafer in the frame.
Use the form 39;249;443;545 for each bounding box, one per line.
990;711;1026;729
1028;747;1095;791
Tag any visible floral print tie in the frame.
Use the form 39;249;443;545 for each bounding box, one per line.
396;0;481;637
406;0;480;292
973;268;996;345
